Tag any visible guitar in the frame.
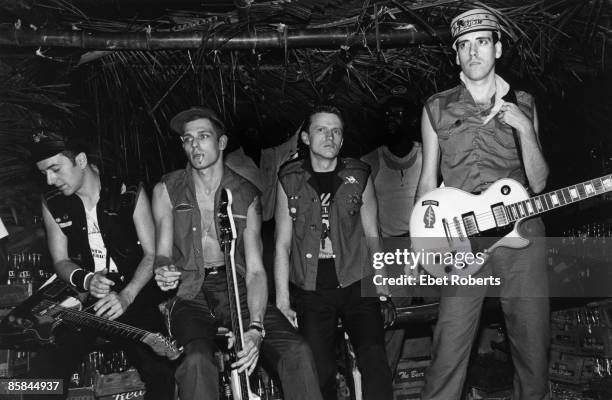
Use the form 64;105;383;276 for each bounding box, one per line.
410;175;612;278
0;274;182;360
218;188;260;400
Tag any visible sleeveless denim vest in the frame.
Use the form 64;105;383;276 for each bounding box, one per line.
425;83;535;193
278;158;370;291
162;164;260;300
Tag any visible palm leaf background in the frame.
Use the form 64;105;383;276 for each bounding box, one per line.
0;0;610;250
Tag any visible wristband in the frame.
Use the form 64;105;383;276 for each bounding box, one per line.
70;269;87;289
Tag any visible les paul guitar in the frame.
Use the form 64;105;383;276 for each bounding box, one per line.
410;175;612;278
218;188;260;400
0;274;182;360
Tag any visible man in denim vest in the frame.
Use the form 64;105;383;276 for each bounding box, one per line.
153;107;321;400
416;8;550;400
275;105;393;400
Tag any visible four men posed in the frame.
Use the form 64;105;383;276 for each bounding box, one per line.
21;6;550;400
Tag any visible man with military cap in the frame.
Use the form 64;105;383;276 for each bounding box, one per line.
28;132;175;399
152;107;322;400
416;8;550;399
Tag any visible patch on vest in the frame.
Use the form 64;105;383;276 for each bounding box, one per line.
174;203;193;212
344;176;359;185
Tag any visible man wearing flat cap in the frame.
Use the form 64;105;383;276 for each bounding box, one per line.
29;133;175;400
153;107;322;400
416;8;550;400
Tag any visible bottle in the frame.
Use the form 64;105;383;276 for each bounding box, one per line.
254;369;268;400
268;376;283;400
220;371;233;400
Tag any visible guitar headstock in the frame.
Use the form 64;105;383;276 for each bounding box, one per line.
142;332;183;360
218;188;237;251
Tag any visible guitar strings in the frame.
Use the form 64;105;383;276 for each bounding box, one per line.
38;299;148;339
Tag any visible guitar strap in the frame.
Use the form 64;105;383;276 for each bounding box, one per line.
501;89;529;191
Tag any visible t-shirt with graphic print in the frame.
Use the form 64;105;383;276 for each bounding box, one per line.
84;205;119;273
311;170;340;289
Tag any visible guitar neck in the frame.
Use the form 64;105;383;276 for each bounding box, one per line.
505;174;612;222
58;307;149;342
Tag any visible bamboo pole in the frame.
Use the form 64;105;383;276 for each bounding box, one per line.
0;26;449;50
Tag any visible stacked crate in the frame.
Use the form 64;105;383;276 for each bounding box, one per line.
550;300;612;399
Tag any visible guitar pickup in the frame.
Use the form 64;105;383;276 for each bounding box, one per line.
460;213;478;236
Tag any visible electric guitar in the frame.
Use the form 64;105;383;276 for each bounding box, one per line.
0;274;182;360
218;188;260;400
410;175;612;278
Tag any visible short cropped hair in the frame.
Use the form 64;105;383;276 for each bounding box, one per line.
303;104;344;133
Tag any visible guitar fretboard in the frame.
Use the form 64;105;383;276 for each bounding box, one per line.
505;174;612;222
41;300;148;342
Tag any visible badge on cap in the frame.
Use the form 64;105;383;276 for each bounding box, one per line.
450;8;501;49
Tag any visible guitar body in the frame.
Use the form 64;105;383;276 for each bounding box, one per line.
410;179;531;278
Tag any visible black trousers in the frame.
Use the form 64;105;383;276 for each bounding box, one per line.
25;298;176;400
169;270;322;400
295;280;393;400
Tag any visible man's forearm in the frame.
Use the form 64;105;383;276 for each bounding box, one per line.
122;253;155;303
246;270;268;324
519;127;549;193
274;249;291;307
54;259;85;283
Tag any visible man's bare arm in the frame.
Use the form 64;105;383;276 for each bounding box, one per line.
119;187;156;302
514;105;548;193
152;182;181;290
42;200;82;283
273;182;296;325
232;195;267;375
416;108;441;200
243;196;268;325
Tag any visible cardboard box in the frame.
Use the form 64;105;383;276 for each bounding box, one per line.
549;350;597;384
401;337;432;359
394;357;430;389
94;369;145;398
66;387;95;400
98;388;146;400
466;386;512;400
0;350;29;377
393;386;422;400
579;326;612;357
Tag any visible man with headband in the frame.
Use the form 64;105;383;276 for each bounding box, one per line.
416;8;550;399
29;133;174;399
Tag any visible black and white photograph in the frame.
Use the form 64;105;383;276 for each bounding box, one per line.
0;1;611;399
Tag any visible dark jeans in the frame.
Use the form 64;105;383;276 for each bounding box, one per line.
25;302;176;400
295;280;393;400
170;270;322;400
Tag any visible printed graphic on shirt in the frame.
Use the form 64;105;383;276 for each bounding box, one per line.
319;192;335;259
85;207;118;273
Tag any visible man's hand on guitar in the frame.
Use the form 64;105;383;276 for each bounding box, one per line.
154;265;181;291
93;291;133;320
231;329;263;375
88;270;115;299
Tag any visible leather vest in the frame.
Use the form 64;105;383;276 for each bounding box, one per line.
44;176;142;280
